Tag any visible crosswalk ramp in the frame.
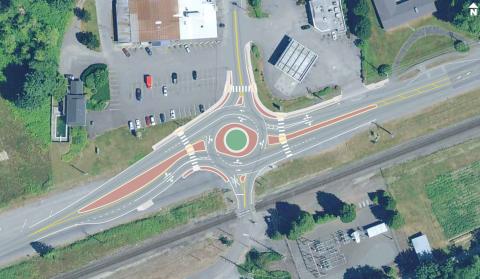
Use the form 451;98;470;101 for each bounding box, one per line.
231;85;250;93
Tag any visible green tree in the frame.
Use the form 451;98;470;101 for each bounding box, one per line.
18;71;61;109
377;64;392;78
76;32;99;50
74;7;91;21
353;0;369;16
455;256;480;278
287;212;316;240
452;2;480;36
340;203;356;223
454;40;470;52
415;262;441;279
354;16;372;40
387;210;405;229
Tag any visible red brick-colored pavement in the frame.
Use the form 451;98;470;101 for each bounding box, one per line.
215;123;258;157
78;141;206;213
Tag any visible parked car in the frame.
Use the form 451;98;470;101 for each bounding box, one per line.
135;119;141;129
170;109;176;119
135;88;142;101
122;48;131;57
145;75;152;88
159;113;165;123
171;72;177;84
162;85;168;96
128;121;135;131
332;31;337;40
301;24;311;30
145;116;151;127
199;104;205;113
145;47;152;56
219;23;225;28
192;70;197;80
184;45;191;53
150;115;156;126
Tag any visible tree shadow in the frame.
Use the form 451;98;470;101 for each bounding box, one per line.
0;63;29;102
30;241;53;257
264;201;302;237
316;191;344;216
343;265;385;279
394;249;419;277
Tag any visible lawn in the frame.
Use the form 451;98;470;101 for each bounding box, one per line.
384;139;480;247
251;44;336;112
51;118;191;189
0;191;226;279
80;0;101;51
255;87;480;196
61;127;88;162
361;0;476;84
0;99;52;209
398;35;454;69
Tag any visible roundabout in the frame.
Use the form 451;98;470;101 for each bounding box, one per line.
215;123;258;158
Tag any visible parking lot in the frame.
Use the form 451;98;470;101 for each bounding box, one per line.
87;45;227;136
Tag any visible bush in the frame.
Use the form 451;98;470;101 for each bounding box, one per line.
61;127;88;162
80;64;110;111
340;203;357;223
353;0;369;16
454;40;470;52
314;213;336;224
377;64;392;77
296;0;305;5
76;31;99;50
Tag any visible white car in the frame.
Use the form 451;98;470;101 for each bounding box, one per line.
150;115;156;126
332;31;337;40
128;121;135;131
185;45;191;53
162;85;167;96
135;119;141;129
170;109;176;119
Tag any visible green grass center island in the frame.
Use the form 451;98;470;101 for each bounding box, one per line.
225;129;249;151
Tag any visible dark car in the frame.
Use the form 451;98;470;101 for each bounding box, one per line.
145;47;152;56
300;24;311;30
122;48;131;57
135;88;142;101
192;70;197;80
219;23;225;28
145;115;151;127
199;104;205;113
171;72;178;84
159;113;165;123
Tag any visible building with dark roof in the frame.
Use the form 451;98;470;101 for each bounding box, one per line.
371;0;437;30
66;80;86;127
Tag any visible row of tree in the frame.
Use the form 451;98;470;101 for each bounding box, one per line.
265;192;357;240
0;0;74;110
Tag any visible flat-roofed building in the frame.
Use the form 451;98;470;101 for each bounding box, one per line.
115;0;217;44
372;0;437;30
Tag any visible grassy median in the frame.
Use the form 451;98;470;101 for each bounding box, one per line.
255;88;480;196
0;191;226;279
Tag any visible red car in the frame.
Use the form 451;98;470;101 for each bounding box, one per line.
145;116;151;127
145;75;152;88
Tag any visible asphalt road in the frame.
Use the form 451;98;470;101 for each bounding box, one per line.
57;115;480;279
1;1;480;268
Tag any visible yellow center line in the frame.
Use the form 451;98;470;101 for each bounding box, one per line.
376;79;451;107
233;10;244;91
30;211;79;236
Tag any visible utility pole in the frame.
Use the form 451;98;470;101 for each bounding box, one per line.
372;121;394;138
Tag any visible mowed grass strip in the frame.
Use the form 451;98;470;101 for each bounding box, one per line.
255;88;480;196
80;0;101;51
51;118;191;189
385;139;480;247
426;161;480;239
0;99;52;209
0;191;226;279
398;35;454;69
